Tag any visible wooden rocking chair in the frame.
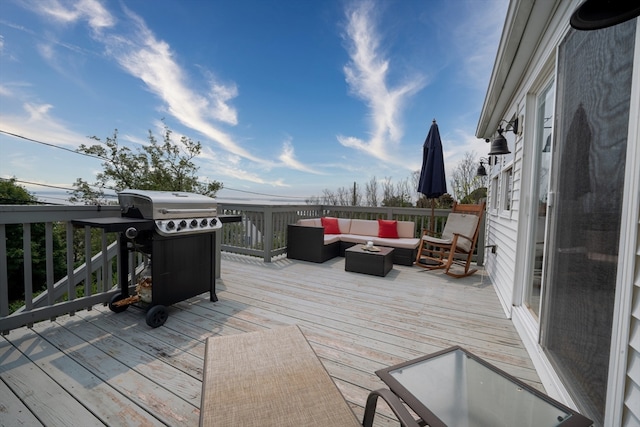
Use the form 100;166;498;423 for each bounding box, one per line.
415;202;485;278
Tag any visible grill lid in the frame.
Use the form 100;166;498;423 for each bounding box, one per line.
118;189;221;237
118;189;217;220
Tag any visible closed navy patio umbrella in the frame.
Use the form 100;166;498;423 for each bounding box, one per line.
418;119;447;233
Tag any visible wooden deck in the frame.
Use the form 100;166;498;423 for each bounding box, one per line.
0;253;541;426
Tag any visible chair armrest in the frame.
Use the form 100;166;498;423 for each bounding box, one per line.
362;388;422;427
451;232;473;244
450;233;476;253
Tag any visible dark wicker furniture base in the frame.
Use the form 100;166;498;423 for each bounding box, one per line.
345;245;394;277
287;225;340;263
340;242;415;266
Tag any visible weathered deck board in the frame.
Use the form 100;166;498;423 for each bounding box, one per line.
0;253;542;426
0;330;104;426
6;324;165;427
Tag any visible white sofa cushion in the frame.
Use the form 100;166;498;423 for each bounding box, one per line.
372;237;420;249
349;219;379;236
337;218;352;234
297;218;321;227
337;234;370;244
323;234;341;244
396;221;415;239
294;217;420;249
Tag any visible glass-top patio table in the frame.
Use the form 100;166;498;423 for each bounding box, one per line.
365;346;593;427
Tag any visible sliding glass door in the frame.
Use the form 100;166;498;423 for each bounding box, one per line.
540;21;635;425
524;80;554;318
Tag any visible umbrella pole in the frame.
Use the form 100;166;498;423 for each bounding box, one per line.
430;198;435;234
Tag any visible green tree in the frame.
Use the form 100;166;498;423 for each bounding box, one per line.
0;178;36;205
70;123;222;203
450;151;485;202
382;195;413;207
461;187;487;204
381;177;413;207
416;193;455;209
0;179;66;301
312;176;417;207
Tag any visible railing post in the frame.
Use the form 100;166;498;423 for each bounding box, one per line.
45;222;54;307
101;230;110;293
0;224;7;319
66;222;75;305
84;226;92;300
23;224;33;313
263;206;273;263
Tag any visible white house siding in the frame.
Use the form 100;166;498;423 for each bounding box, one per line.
484;137;523;317
625;259;640;424
484;222;516;316
478;0;640;424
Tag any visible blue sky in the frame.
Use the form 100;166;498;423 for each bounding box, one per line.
0;0;507;204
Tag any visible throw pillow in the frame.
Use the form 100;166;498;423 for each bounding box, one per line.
378;219;399;238
321;217;341;234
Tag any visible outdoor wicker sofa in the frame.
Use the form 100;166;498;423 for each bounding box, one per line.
287;217;420;266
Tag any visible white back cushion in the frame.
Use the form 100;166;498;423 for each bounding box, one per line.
396;221;415;238
349;219;378;236
337;218;352;234
297;218;321;227
442;213;479;252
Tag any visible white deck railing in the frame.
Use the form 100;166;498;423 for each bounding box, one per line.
1;203;481;333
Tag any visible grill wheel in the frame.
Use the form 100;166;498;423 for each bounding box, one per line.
109;293;129;313
146;305;169;328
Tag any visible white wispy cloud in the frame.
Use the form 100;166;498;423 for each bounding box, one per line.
25;0;266;165
0;101;87;148
29;0;114;30
5;0;324;185
338;0;426;163
0;84;12;97
278;137;323;174
100;8;265;163
198;153;289;187
193;143;288;187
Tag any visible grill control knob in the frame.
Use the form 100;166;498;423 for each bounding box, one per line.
200;219;208;227
210;218;218;226
179;220;187;229
166;221;175;230
190;219;198;228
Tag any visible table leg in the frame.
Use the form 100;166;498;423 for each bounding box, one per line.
362;388;421;427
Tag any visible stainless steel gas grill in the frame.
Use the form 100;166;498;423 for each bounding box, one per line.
73;189;238;328
118;189;222;237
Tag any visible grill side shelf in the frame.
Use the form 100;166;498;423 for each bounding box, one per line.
71;217;155;233
218;215;242;224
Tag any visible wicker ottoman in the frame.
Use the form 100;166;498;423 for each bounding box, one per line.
345;245;394;277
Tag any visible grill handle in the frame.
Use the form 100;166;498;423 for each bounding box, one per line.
158;208;218;215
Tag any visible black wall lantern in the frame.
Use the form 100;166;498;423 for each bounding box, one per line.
488;117;518;156
476;157;492;177
570;0;640;31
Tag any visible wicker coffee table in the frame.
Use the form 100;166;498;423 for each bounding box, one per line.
345;244;394;277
